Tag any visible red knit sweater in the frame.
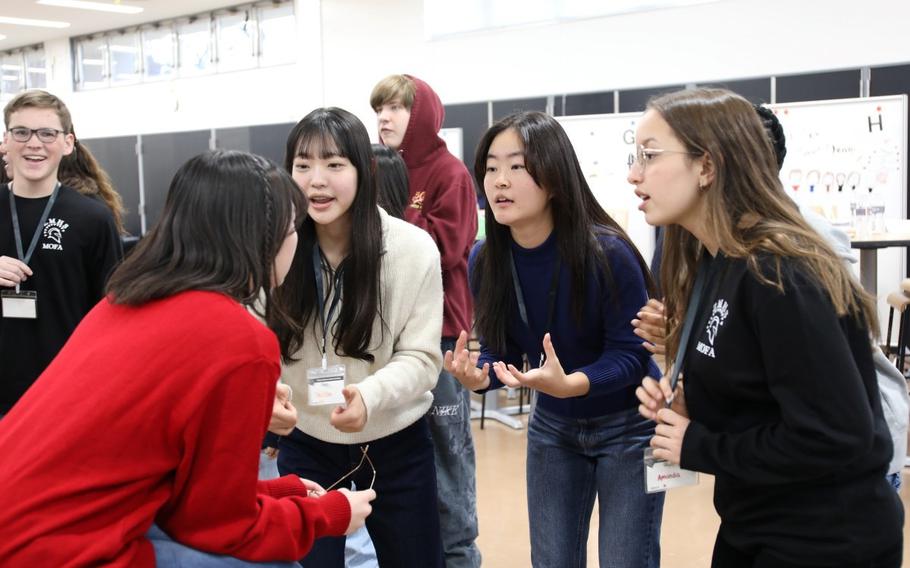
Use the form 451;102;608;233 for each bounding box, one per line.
397;75;477;338
0;291;350;567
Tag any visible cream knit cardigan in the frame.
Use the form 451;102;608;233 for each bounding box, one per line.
282;208;443;445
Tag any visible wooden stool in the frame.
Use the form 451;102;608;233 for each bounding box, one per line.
886;290;910;373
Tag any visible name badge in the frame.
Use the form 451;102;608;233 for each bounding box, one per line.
643;447;699;493
1;290;37;319
307;364;346;406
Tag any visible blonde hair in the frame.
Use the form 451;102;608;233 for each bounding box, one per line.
369;75;415;111
651;88;879;360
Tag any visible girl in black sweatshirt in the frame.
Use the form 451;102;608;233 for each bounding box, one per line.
628;88;903;568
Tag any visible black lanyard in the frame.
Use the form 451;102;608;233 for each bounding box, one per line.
8;182;60;292
666;253;721;403
312;244;344;369
510;251;561;368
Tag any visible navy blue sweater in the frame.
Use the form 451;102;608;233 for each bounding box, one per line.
470;231;660;419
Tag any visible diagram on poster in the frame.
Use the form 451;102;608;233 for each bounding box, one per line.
555;112;653;261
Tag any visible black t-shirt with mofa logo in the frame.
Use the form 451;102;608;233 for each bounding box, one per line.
0;185;122;413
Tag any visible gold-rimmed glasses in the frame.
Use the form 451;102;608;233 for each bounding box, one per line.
324;444;377;492
630;144;701;171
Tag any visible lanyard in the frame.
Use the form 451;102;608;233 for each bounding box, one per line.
8;182;60;293
666;253;721;404
509;251;561;368
312;244;344;370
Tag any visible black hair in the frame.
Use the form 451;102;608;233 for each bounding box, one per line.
753;104;787;169
472;111;655;354
106;150;304;359
371;143;409;219
273;107;383;363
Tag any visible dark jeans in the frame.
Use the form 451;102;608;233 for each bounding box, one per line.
711;530;903;568
428;338;481;568
278;419;443;568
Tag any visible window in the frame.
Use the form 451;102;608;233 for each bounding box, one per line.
109;31;141;85
1;53;24;96
142;25;177;80
216;8;257;72
24;49;47;89
258;2;295;66
72;0;295;91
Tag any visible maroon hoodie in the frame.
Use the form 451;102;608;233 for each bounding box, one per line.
393;75;476;339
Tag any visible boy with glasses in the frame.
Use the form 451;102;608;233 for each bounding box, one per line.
0;90;121;416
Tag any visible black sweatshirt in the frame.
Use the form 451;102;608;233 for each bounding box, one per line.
679;253;903;566
0;185;121;412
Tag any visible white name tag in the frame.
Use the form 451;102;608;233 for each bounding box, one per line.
307;364;346;406
643;448;699;493
1;290;37;319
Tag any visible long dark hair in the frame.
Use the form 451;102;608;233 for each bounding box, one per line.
371;143;408;219
106;150;304;359
472;111;655;354
272;108;383;363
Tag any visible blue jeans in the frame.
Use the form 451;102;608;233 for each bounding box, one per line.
147;525;301;568
427;338;481;567
526;406;664;568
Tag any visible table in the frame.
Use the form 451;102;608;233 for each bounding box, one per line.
850;232;910;294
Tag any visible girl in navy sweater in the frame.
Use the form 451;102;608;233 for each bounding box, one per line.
446;111;663;568
631;88;902;567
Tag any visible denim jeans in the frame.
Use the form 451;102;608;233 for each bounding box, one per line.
278;419;444;567
147;525;301;568
526;406;664;568
428;338;481;567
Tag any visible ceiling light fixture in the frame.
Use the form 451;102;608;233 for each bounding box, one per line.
0;16;71;28
35;0;144;14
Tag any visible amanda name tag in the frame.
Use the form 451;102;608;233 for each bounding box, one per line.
307;364;346;406
1;290;37;319
643;447;699;493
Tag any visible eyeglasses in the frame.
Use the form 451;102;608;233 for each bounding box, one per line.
324;445;377;492
7;127;65;144
630;144;701;171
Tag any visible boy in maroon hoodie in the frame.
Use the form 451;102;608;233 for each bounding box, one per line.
371;74;480;568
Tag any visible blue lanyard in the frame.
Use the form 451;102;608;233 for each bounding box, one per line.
509;251;561;368
8;182;60;293
312;244;344;369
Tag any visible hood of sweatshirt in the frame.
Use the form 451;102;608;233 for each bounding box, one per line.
397;75;448;170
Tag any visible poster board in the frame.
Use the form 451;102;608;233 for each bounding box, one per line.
439;127;464;161
555;112;654;262
769;95;908;332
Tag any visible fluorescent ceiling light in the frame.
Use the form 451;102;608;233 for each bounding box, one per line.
0;16;71;29
36;0;144;14
1;65;21;71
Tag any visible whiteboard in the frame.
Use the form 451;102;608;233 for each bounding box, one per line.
555;112;654;262
768;95;908;334
439;127;464;161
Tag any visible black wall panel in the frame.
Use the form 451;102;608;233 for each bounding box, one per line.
216;122;296;166
80;136;141;236
140;130;211;232
492;97;548;120
559;91;615;116
696;77;772;104
442;102;488;167
617;85;685;113
775;69;860;102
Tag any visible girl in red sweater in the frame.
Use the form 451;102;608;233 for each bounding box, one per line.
0;151;375;567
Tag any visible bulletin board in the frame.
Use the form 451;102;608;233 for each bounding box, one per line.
555;112;654;262
768;95;908;325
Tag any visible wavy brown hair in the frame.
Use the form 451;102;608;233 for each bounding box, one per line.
59;137;126;235
652;88;878;361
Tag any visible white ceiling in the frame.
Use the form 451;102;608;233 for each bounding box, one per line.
0;0;248;50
